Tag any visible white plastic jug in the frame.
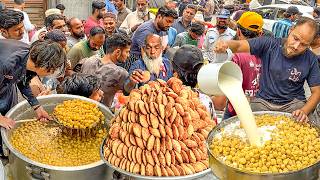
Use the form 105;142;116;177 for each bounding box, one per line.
197;61;243;96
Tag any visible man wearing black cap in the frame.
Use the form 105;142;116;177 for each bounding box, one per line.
272;6;302;38
172;45;217;122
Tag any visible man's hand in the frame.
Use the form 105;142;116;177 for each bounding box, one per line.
292;109;309;123
34;106;53;122
0;116;15;130
131;23;142;32
214;40;229;53
37;87;52;97
38;31;46;41
130;69;144;84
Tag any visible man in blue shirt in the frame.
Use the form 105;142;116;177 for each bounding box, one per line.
214;17;320;124
0;40;67;125
272;6;301;38
129;34;173;86
105;0;117;14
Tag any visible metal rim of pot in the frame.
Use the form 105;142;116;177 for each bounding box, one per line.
206;111;320;177
100;138;212;179
1;94;114;171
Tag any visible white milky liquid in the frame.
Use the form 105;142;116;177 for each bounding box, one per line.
219;73;263;146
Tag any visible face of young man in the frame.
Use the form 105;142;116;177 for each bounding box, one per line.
88;34;105;51
103;17;116;34
70;18;85;38
1;22;24;40
156;16;175;31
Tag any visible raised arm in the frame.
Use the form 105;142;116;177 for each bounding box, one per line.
214;40;251;54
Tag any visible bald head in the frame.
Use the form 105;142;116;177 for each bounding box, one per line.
67;17;85;39
144;34;163;59
145;34;162;46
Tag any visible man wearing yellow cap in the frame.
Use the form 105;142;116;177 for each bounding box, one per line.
223;12;263;120
215;16;320;125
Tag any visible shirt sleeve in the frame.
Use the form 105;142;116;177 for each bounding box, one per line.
17;80;39;107
67;47;81;69
23;12;35;32
173;34;183;47
119;15;131;35
247;36;274;59
307;57;320;87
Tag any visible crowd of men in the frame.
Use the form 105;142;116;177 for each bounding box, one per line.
0;0;320;131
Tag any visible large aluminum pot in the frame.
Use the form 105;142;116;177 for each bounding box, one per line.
207;111;320;180
100;138;215;180
1;94;114;180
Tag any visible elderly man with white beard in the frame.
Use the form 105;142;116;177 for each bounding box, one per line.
129;34;173;87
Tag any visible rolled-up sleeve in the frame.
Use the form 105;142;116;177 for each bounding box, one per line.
17;80;39;107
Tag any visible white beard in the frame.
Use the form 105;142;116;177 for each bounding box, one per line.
142;52;163;76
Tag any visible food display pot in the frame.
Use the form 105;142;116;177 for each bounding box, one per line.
100;138;215;180
1;94;115;180
207;111;320;180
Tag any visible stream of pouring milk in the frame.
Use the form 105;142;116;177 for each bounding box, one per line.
219;73;263;147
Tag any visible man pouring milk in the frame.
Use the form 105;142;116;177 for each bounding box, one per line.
214;17;320;125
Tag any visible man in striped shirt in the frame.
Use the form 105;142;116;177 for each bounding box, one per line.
272;6;301;38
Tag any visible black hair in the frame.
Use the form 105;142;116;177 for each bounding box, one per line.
185;4;197;12
29;40;67;71
92;1;106;14
44;29;67;42
156;6;178;19
14;0;25;5
189;22;205;36
89;26;105;37
44;14;65;28
56;3;66;10
105;33;131;54
59;73;100;98
293;17;319;39
103;12;117;20
0;9;24;29
237;24;259;39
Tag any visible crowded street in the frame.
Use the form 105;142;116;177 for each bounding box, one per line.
0;0;320;179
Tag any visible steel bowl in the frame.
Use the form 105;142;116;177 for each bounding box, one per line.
206;111;320;180
100;138;213;180
1;94;114;180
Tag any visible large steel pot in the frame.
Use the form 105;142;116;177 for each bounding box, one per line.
100;138;216;180
207;111;320;180
1;94;114;180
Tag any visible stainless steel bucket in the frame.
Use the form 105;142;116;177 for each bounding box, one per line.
1;94;114;180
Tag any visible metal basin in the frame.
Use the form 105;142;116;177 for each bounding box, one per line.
1;94;114;180
100;138;213;180
207;111;320;180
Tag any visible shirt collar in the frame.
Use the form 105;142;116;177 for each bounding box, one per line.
178;17;191;28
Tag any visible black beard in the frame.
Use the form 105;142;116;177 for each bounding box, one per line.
217;24;228;30
73;32;85;39
97;12;103;19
